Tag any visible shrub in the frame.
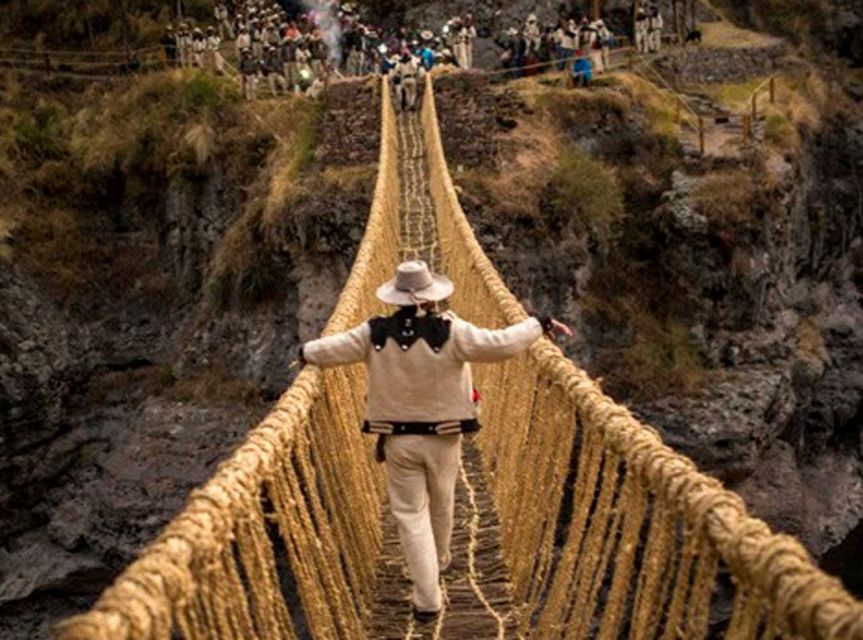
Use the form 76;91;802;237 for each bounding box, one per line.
764;114;797;150
547;147;625;248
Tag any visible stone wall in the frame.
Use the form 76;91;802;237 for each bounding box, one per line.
654;44;787;85
432;72;521;169
318;78;381;165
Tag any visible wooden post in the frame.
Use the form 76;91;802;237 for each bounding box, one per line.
672;0;680;45
594;0;600;20
769;77;775;103
742;114;751;143
698;116;705;156
632;0;640;42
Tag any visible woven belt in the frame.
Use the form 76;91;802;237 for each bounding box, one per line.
362;419;479;436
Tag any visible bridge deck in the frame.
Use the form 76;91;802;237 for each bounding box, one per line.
367;438;521;639
366;111;520;638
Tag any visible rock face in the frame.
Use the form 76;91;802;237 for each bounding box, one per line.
0;79;376;637
437;64;863;588
654;44;787;85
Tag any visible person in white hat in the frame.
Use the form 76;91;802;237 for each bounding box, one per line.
299;260;571;622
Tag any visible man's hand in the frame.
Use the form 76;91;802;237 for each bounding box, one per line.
541;317;573;340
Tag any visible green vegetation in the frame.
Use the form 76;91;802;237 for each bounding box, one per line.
548;147;625;248
3;0;214;48
764;114;797;150
207;98;330;308
70;70;242;178
582;277;707;401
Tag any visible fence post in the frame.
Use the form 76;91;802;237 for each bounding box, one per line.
698;116;705;156
742;114;751;144
769;77;775;103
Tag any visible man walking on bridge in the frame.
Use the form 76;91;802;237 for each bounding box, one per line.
299;260;571;622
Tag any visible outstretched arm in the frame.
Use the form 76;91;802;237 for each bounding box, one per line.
451;315;572;363
300;322;371;369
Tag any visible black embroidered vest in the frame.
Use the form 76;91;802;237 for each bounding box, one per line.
368;308;451;353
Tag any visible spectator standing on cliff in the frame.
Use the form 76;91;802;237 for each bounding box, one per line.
524;14;541;56
161;26;177;67
239;48;259;100
648;5;664;52
191;28;206;68
454;14;478;69
554;18;577;71
595;18;612;69
635;7;649;53
206;26;224;73
177;23;192;68
236;25;251;57
282;36;301;93
263;45;288;96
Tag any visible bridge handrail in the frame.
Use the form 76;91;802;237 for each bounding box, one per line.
421;73;863;640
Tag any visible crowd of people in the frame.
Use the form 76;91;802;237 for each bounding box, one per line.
159;1;668;102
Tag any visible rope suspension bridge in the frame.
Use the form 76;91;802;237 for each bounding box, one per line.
55;75;863;640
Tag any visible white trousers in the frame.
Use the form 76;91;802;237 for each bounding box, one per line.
384;434;462;611
399;78;418;111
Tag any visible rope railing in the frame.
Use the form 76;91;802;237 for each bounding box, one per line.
421;73;863;639
0;45;169;78
54;77;401;640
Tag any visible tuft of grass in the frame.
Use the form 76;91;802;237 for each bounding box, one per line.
797;317;829;363
583;291;707;401
614;72;681;137
548;147;625;247
691;170;759;228
70;70;241;178
183;122;217;168
764;114;798;150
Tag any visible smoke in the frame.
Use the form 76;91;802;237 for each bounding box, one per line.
303;1;343;66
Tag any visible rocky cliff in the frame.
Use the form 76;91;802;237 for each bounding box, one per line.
436;52;863;587
0;73;378;638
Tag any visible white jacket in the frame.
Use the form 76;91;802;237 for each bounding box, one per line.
302;311;544;424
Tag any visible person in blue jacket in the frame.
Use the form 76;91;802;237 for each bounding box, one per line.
572;50;592;87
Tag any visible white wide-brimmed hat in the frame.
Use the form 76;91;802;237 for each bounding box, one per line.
376;260;454;305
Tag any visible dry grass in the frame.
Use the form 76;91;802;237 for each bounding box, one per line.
614;72;682;137
582;291;707;401
549;147;625;247
797;316;829;363
0;212;14;261
183;122;217;168
70;69;241;176
691;170;759;226
700;20;783;49
485;116;560;218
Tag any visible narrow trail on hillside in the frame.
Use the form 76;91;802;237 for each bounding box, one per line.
365;111;521;639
